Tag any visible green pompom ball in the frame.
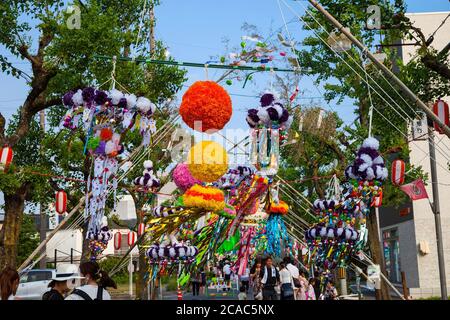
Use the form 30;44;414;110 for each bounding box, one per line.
86;136;100;150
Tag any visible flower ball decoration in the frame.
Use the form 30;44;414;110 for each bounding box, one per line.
146;241;199;264
216;166;254;190
134;160;161;190
187;141;228;182
182;185;225;212
268;199;289;215
246;92;293;136
304;198;362;270
179;81;232;133
87;226;112;261
344;137;388;209
172;163;202;191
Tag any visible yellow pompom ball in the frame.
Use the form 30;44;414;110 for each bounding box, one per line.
187;141;228;182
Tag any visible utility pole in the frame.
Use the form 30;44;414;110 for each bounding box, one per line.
427;125;448;300
39;110;47;269
306;0;450;139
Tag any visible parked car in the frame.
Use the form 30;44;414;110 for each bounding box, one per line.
349;283;376;299
16;269;56;300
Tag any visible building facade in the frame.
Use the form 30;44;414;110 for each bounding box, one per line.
379;12;450;299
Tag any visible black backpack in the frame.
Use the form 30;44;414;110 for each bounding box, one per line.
71;286;104;301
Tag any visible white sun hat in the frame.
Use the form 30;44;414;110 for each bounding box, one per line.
51;264;85;281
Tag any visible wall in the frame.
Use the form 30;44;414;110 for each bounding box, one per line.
403;12;450;298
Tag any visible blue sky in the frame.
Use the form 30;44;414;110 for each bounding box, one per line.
1;0;449;129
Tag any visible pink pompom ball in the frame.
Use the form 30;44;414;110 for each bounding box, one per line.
172;163;202;191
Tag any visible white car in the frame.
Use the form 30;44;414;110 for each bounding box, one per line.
16;269;56;300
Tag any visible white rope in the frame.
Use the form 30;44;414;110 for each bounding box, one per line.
291;0;450;163
280;0;450;168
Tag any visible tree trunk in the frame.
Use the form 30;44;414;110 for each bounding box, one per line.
0;186;29;269
367;207;391;300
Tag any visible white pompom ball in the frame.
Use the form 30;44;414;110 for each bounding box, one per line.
125;93;137;108
136;97;151;113
257;108;270;124
169;247;176;258
362;137;380;150
72;89;84;106
144;160;153;169
109;89;124;105
319;227;327;237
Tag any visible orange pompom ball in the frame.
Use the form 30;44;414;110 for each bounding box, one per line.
100;128;113;141
179;81;232;133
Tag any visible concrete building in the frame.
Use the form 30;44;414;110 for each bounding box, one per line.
379;11;450;299
44;194;139;264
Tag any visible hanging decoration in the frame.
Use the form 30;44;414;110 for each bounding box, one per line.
344;137;388;209
133;160;161;190
146;234;198;265
182;185;225;212
0;146;13;171
391;159;405;186
305;198;362;270
61;87;157;237
128;231;137;247
179;81;232;133
432;99;449;134
264;189;290;258
55;190;67;215
187;141;228;182
87;218;113;261
247;92;293;176
172;163;202;191
114;232;122;250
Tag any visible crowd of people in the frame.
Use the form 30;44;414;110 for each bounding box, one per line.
0;261;116;300
244;256;339;300
188;255;339;300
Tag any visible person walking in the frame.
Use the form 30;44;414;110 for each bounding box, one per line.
199;268;206;295
305;278;317;300
238;286;247;300
65;261;116;300
0;267;19;300
297;271;308;300
250;260;263;300
283;257;301;299
313;271;322;299
279;262;295;300
239;266;250;293
191;271;201;297
260;257;280;300
223;260;232;291
43;264;84;300
322;280;338;300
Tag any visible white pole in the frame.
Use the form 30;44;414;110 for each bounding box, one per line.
129;253;133;298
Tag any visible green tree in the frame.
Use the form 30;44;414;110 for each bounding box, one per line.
0;0;186;268
282;0;430;300
17;215;40;266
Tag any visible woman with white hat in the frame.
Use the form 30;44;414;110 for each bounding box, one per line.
66;261;116;300
42;264;84;300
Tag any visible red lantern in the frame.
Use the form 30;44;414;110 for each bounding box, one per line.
0;146;13;170
55;191;67;215
433;99;449;134
114;232;122;250
127;231;137;247
371;190;383;207
137;223;146;236
391;159;405;185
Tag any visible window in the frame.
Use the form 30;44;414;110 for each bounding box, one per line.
383;228;401;283
22;270;53;283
